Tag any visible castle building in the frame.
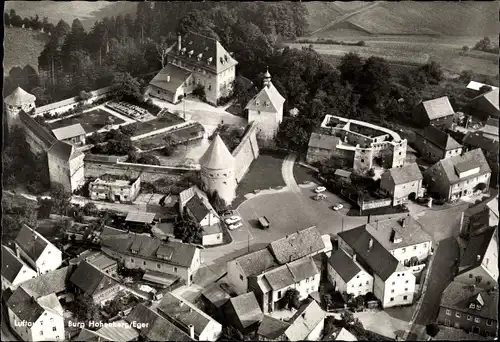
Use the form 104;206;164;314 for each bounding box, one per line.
4;86;36;130
245;69;285;143
147;31;238;105
199;134;237;206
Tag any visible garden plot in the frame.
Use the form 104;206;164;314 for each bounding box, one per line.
47;108;125;134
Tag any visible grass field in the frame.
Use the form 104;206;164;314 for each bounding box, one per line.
4;27;49;77
48;108;125;133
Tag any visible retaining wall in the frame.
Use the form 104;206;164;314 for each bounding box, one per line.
232;122;260;182
358;198;392;210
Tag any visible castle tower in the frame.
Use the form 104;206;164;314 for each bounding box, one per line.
199;135;237;205
4;87;36;131
245;68;285;144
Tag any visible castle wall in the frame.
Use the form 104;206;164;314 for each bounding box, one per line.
232;122;260;183
48;153;71;192
6;102;35;129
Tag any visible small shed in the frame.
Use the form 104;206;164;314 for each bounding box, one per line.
125;211;156;232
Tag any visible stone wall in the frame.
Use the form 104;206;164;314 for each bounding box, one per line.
358;198;392;211
84;159;196;183
232;122;260;182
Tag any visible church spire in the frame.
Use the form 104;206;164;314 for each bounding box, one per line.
263;67;271;88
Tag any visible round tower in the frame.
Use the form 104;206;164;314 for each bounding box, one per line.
199;134;237;206
4;86;36;131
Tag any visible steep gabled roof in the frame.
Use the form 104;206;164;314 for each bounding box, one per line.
69;261;118;296
420;96;455;120
472;88;500;112
285;300;326;341
6;287;62;323
2;245;35;283
4;86;36;106
186;194;211;223
418;125;462;150
458;227;497;273
384;163;423;185
199;134;235;170
19;110;57;149
269;227;325;264
20;266;72;298
257;315;291;339
51;123;86;140
227;292;263;329
441;281;497;320
149;63;192;94
15;224;51;262
234;247;279;277
245;82;285;113
463;132;499;154
328;249;362;283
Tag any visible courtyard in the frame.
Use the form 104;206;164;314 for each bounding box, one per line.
133;123;205;152
47;108;126;133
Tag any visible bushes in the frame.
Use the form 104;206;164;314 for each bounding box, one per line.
295;38;367;47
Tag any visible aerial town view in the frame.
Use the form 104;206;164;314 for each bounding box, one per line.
2;1;499;341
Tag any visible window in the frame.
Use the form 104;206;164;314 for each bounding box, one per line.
467;315;472;321
405;280;409;284
487;319;492;326
390;297;394;302
469;274;473;278
413;246;417;250
352;284;354;288
278;291;282;298
392;282;395;285
455;312;461;318
239;275;243;281
476;305;482;310
366;281;369;285
361;159;365;163
474;317;480;323
446;309;451;315
402;248;406;253
53;327;57;332
130;258;134;263
357;275;359;279
40;331;43;336
469;303;475;309
49;318;53;322
391;290;395;293
405;288;408;291
157;263;161;269
359;283;362;287
143;261;146;266
423;243;427;248
397;274;400;277
174;267;178;273
41;321;43;325
403;295;408;300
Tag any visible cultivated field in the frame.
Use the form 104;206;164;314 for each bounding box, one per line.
47;109;125;133
3;27;49;77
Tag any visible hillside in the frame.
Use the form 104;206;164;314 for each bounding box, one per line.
308;1;500;37
5;1;137;30
4;27;49;77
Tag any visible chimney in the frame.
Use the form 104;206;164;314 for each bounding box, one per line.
166;75;171;82
477;255;481;262
368;238;373;251
188;324;195;339
178;33;182;53
352;254;356;262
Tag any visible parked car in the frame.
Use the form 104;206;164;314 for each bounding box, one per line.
258;216;270;229
332;203;343;211
225;216;241;225
315;186;327;193
313;194;327;201
228;222;243;230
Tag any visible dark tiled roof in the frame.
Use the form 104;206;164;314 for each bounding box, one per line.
440;281;498;320
338;226;401;281
234;248;279;277
418;126;462;150
1;245;28;283
74;329;111;342
69;261;118;296
227;292;263;329
385;163;423;185
48;140;75;161
19;110;57;149
458;227;497;272
463;132;499;154
186;194;210;223
157;292;215;338
287;257;319;283
15;224;49;262
269;227;325;264
420;96;455;120
365;216;433;251
472;88;499;112
6;287;45;323
328;249;362;283
100;227;198;268
201;282;231;308
167;31;238;74
257;315;290;339
20;266;72;297
264;265;295;291
126;304;193;341
149;63;192;94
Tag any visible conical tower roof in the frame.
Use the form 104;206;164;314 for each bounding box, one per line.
4;87;36;106
200;134;234;170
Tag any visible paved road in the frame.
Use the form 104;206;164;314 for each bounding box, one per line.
282;153;301;193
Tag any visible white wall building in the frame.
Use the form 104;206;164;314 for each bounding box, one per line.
1;245;37;290
328;249;374;297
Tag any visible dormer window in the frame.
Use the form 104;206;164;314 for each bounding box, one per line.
476;304;482;310
189;41;193;45
131;249;138;254
265;101;270;107
197;53;203;61
188;50;194;58
207;57;213;65
470;303;475;309
181;47;186;55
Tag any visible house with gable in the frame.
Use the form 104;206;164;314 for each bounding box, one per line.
327;248;374;297
6;287;65;341
412;96;455;129
184;193;223;246
147;31;238;105
1;245;37;290
338;226;416;308
454;227;498;290
18;266;72;299
437;281;498;337
69;260;122;304
245;69;285;143
423;148;491;202
380;163;424;206
478;117;499;141
100;226;201;285
469;88;500;120
256;314;291;341
157;292;222;341
414;125;463;163
462;131;499;188
51;123;86;145
283;299;326;341
224;292;263;333
14;224;63;275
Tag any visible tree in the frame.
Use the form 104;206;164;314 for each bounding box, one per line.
357;56;392;107
459;70;474;84
192;84;206;101
478;85;493;95
284;288;300;309
155;36;171;68
31;87;51;106
418;61;444;85
50;183;72;215
78;90;92;102
74;293;101;324
338;52;364;85
462;45;470;52
83;202;98;216
37;197;54;219
173;214;203;244
111;72;144;103
276;118;311;152
209;191;227;213
426;323;440;338
137;153;161;165
340;311;364;330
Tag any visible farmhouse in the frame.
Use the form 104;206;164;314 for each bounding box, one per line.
100;226;201;285
412;96;455;129
462;131;498;188
469;88;500;120
283;300;326;341
245;69;285;143
327;248;374;297
223;292;263;333
306;115;407;173
423;148;491;202
437;281;497;337
89;174;141;203
380;163;424;205
51;123;86;145
147;31;238;105
1;245;37;290
414;125;462;163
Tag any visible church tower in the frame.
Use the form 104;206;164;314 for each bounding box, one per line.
4;87;36;131
245;68;285;144
200;134;237;206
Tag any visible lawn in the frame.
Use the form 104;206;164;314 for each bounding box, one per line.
48;108;125;133
233;152;287;207
4;27;49;77
134;115;185;136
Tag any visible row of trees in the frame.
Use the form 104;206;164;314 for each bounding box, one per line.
4;9;55;33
